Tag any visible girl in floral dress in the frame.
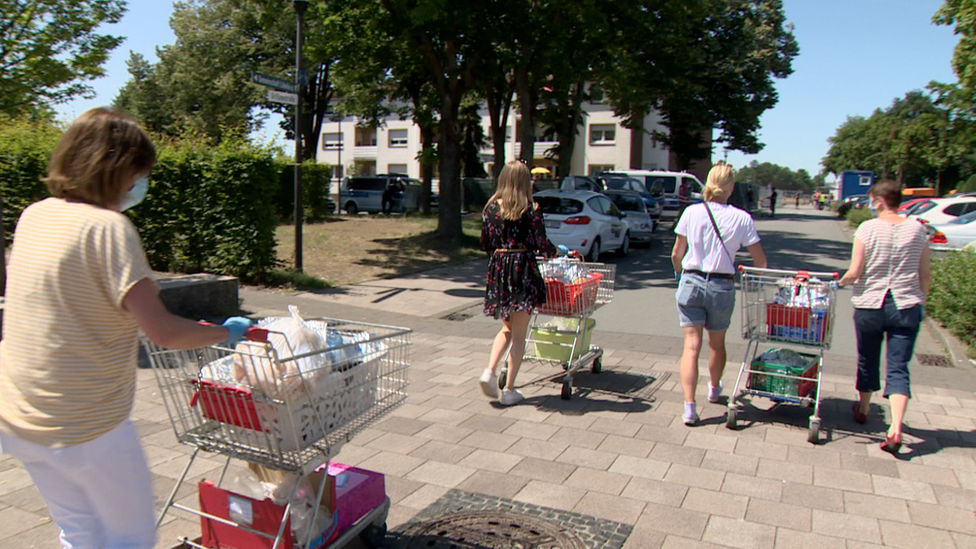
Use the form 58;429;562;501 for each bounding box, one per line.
479;161;557;405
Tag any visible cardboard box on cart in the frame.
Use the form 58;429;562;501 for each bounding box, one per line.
198;463;385;549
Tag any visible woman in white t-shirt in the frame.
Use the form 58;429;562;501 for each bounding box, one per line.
671;163;767;426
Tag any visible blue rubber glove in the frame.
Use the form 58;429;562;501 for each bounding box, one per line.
221;317;253;345
557;244;570;255
674;270;682;282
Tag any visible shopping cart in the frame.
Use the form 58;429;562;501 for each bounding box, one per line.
143;316;411;549
501;255;615;400
726;267;838;443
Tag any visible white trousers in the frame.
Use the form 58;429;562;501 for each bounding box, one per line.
0;419;156;549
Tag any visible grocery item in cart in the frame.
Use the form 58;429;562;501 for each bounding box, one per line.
767;279;831;344
748;348;819;398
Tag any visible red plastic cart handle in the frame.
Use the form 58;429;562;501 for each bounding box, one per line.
197;321;269;343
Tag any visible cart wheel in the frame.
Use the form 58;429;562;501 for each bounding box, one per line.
360;522;387;548
498;369;507;390
726;407;738;430
592;356;602;374
808;418;821;444
561;380;573;400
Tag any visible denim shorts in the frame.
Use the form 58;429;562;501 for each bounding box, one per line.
676;272;736;332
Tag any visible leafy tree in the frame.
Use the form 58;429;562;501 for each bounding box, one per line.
736;161;815;191
0;0;126;115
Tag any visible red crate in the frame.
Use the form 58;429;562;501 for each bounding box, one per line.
190;380;265;432
766;304;829;343
540;272;602;315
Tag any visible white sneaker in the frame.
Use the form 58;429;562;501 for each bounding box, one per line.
479;369;499;399
682;412;699;426
499;389;524;406
708;382;724;403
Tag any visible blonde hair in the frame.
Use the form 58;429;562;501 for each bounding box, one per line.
487;160;533;221
703;162;735;203
45;107;156;208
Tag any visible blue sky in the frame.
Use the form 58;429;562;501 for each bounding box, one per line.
56;0;961;178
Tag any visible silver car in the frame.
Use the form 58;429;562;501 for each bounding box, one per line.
605;190;654;245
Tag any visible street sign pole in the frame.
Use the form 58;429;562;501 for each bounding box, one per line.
293;0;308;272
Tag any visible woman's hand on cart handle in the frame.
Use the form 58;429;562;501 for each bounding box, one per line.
198;318;265;345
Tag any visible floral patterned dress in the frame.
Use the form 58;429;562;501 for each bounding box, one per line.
481;200;557;319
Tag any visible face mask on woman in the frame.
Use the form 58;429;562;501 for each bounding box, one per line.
120;176;149;212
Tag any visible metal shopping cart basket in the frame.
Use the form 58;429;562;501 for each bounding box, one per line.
501;255;615;400
726;267;838;443
143;316;410;549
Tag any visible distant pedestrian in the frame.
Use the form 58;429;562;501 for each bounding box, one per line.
382;179;401;215
770;188;778;218
479;160;557;406
671;162;767;425
840;179;930;455
745;187;755;213
0;108;253;549
795;193;800;208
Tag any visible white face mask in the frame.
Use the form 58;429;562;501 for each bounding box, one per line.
120;176;149;212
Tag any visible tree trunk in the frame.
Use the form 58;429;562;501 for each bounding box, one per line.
437;93;463;240
300;61;333;162
553;81;585;178
419;122;434;214
515;66;537;166
485;77;513;178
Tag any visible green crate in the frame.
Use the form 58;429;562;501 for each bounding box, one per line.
748;349;819;398
531;318;596;362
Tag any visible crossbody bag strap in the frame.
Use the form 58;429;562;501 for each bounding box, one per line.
703;202;737;269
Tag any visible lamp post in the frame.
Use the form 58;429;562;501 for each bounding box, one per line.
293;0;308;272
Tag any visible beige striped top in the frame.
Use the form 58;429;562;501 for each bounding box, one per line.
851;218;928;310
0;198;154;448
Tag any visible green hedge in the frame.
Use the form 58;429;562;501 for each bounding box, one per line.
275;161;336;223
927;250;976;351
845;208;874;228
0;117;62;245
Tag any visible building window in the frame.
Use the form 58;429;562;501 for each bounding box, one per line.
388;163;408;175
355;127;377;147
589;124;616;145
589;85;605;103
330;165;343;180
388;129;408;148
322;132;343;150
588;164;615;175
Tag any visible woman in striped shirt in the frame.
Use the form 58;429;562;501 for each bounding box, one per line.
839;179;930;454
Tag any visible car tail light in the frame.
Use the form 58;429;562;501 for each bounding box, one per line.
930;232;947;244
918;219;929;224
565;215;591;225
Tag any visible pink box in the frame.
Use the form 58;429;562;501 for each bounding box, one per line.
310;463;385;547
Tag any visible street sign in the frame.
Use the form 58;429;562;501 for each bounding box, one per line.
252;71;296;93
267;89;298;106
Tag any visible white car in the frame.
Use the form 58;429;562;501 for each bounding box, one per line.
910;196;976;225
535;189;629;261
926;210;976;251
605;190;654;245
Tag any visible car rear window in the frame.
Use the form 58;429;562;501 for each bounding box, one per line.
911;201;937;215
949;210;976;224
536;196;584;215
645;176;676;193
609;194;644;212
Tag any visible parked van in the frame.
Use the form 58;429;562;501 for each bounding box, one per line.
602;170;703;219
340;174;439;214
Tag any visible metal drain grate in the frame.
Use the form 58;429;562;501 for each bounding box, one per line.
441;311;473;321
916;353;953;368
399;510;587;548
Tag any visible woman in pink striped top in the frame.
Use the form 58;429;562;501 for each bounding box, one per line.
839;179;930;454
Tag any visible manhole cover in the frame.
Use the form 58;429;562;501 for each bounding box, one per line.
916;353;953;367
400;510;587;548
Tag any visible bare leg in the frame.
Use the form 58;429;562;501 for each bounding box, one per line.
504;311;532;390
680;326;704;403
858;391;872;416
888;394;909;437
487;319;513;376
706;330;727;388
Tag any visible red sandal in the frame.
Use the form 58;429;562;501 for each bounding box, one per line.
880;432;902;454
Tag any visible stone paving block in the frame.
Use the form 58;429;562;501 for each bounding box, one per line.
842;491;911;523
374;416;434;435
664;463;725;491
621;527;667;549
456;448;524;474
633;502;710;540
501;419;560;440
508;457;578;484
625;410;677;428
779;482;845;512
456;430;520;452
416;407;475;426
0;468;39;498
932;483;976;512
811;509;881;544
609;455;671;480
839;453;900;478
330;443;380;467
597;434;656;458
721;472;783;501
398;483;452;510
650;442;707;467
733;438;789;461
958;470;976;491
357;451;426;477
879;518;956;548
772;528;846;549
423;395;472;411
912;393;959;408
701;515;777;549
498;403;555;424
895;461;961;487
512;480;587;511
409;440;476;464
0;485;48;514
547;426;608;450
621;477;689;507
683;431;737;453
563;467;632;496
745;499;811;531
906;500;976;534
555;446;619;470
143;444;187;468
456;470;529;500
923;412;976;431
364;432;429;454
659;535;728;549
405;460;476;488
813;466;874;494
506;437;568;460
635;424;689;446
457;412;516;433
786;445;842;469
543;410;598;429
390;402;434;419
920;451;976;472
954;532;976;549
700;450;759;476
756;458;813;485
681;487;748;519
872;475;938;503
413;422;476;444
588;417;642;437
150;453;223;481
572;491;646;525
384;475;425;504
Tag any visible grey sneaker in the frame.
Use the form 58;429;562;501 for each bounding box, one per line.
682;412;699;426
708;382;724;403
499;389;524;406
479;369;499;399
